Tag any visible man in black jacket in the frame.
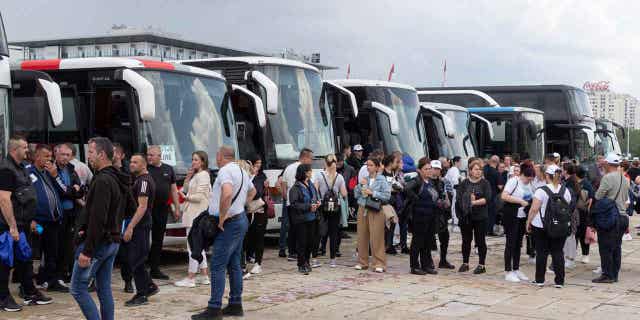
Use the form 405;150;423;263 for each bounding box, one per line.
54;143;85;284
70;137;131;320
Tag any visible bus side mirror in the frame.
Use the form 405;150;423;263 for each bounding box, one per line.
231;84;266;128
116;69;155;121
323;81;358;117
37;79;63;127
368;101;400;135
245;71;278;114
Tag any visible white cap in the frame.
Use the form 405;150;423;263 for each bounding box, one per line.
353;144;363;151
545;164;561;175
553;152;561;159
430;160;442;169
606;153;621;165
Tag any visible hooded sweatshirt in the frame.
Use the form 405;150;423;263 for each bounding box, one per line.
77;165;132;258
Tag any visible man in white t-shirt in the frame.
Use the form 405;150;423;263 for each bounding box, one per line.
278;148;314;259
194;146;256;319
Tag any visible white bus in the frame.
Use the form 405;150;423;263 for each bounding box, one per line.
14;57;263;244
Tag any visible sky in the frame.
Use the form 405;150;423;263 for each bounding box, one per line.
2;0;638;96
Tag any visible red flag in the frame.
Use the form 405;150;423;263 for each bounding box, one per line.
346;64;351;79
388;64;395;81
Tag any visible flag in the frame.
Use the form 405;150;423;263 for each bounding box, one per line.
346;64;351;79
388;64;395;81
441;59;447;87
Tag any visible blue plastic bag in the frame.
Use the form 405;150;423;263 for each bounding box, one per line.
0;232;13;267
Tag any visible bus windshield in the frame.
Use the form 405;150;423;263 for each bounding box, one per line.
518;112;545;163
440;109;475;159
257;65;333;160
0;13;8;57
137;70;236;173
373;87;423;162
568;89;594;119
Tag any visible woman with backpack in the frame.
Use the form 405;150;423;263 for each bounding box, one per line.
456;160;492;275
289;164;321;275
526;164;572;288
313;154;348;268
500;160;535;283
354;157;392;273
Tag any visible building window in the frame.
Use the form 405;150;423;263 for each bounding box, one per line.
112;45;119;57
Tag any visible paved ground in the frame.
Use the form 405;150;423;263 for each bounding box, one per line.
9;216;640;319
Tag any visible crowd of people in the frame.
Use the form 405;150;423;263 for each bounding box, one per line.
0;135;637;319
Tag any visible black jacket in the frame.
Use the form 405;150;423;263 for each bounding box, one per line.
188;210;219;264
288;181;319;225
77;166;133;258
0;156;37;228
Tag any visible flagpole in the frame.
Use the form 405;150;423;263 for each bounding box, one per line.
441;59;447;87
346;64;350;79
388;64;395;81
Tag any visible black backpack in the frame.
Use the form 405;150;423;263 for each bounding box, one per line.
321;173;339;214
540;185;572;239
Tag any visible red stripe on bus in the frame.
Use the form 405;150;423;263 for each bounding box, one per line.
21;59;61;70
135;59;175;70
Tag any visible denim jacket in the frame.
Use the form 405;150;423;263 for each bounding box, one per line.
354;174;391;208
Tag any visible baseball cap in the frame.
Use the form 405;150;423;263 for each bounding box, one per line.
552;152;561;159
605;153;621;165
545;164;561;175
430;160;442;169
353;144;363;151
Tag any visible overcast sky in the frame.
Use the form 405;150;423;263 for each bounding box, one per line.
3;0;638;96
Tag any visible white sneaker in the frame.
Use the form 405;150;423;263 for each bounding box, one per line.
515;270;530;281
580;256;590;264
311;259;322;268
505;271;520;283
174;278;196;288
243;272;252;280
354;264;363;270
565;259;576;269
250;264;262;274
196;276;210;285
593;266;602;274
374;267;384;273
623;233;633;241
329;259;337;268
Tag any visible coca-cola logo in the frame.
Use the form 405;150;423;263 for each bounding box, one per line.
583;81;610;92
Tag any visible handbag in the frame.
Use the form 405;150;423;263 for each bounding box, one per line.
265;189;276;219
585;226;598;244
365;197;382;211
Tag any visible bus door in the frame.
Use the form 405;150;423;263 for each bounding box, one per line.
421;112;441;160
469;113;495;159
229;84;267;161
91;82;139;156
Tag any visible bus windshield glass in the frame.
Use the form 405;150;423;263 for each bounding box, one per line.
0;13;8;57
440;109;475;159
568;89;594;119
372;87;423;162
256;65;333;161
138;70;235;173
518;112;545;163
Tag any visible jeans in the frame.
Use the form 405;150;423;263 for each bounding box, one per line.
149;204;169;271
598;215;629;280
461;219;487;265
70;242;120;320
208;214;249;309
533;227;565;285
278;205;289;251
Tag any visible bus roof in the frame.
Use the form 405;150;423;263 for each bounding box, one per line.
467;106;544;114
14;57;224;80
177;56;320;73
330;79;416;92
419;102;467;113
415;84;584;93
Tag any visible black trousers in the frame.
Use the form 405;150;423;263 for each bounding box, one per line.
295;221;315;267
149;204;169;271
503;207;526;271
385;221;396;249
126;226;152;295
118;244;132;283
0;227;36;298
461;219;487;265
246;212;267;264
437;230;450;262
57;209;76;280
533;227;565;285
575;220;590;256
410;216;436;270
598;215;629;280
39;221;62;283
287;207;297;256
324;213;341;259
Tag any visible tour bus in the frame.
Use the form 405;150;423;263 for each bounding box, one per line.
417;85;596;163
14;57;263;244
178;57;356;232
418;102;486;170
466;107;545;163
325;79;423;162
595;118;624;156
0;12;64;157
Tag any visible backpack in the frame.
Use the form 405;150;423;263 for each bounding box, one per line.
321;172;339;214
592;176;623;231
540;185;572;239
